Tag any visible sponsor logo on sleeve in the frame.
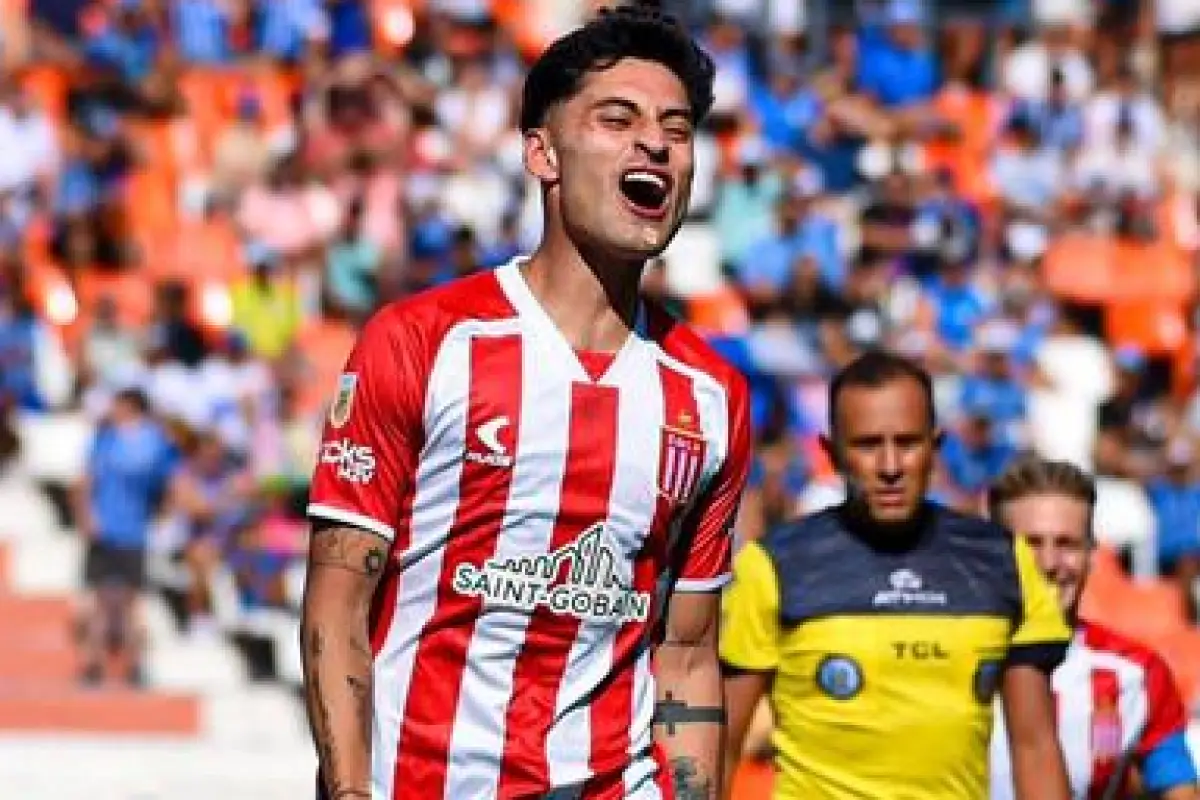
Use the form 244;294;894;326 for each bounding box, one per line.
321;438;376;484
329;373;358;429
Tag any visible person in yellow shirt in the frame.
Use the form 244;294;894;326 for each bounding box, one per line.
721;351;1072;799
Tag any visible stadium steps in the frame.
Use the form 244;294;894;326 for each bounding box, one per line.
0;539;203;736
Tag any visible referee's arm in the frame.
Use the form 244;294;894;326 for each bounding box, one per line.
718;542;781;800
1005;536;1072;800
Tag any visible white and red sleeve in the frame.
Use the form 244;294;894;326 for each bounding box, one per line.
307;310;426;543
1138;649;1189;755
675;373;752;592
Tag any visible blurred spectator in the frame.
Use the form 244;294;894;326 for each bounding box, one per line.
256;0;328;63
435;54;513;166
237;153;341;259
991;112;1066;229
939;399;1016;507
74;387;175;684
1071;110;1159;238
231;246;302;361
324;198;380;319
211;93;274;204
1002;13;1094;103
81;294;144;391
1084;63;1165;153
922;258;991;354
960;321;1028;445
856;0;940;109
0;73;60;219
0;255;44;410
712;138;785;273
170;0;233;65
1095;345;1167;476
166;429;254;634
1147;438;1200;623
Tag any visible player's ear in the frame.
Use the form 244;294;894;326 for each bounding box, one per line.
523;127;560;185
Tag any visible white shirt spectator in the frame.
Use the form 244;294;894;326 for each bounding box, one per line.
1029;330;1113;468
1158;0;1200;33
1071;142;1159;200
1003;40;1093;103
1084;91;1165;153
0;105;59;195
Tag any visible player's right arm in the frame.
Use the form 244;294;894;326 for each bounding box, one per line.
1135;648;1198;799
301;308;425;799
719;540;781;800
301;524;387;799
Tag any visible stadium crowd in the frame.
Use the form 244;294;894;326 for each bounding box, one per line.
1;0;1200;705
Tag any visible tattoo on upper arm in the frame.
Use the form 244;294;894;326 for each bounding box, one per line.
310;527;387;576
669;756;715;800
654;691;727;735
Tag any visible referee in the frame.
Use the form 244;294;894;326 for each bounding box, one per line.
721;351;1072;799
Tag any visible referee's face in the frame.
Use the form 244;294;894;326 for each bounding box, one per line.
828;377;937;527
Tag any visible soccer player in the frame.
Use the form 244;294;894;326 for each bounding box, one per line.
989;457;1199;799
300;6;751;800
721;351;1072;799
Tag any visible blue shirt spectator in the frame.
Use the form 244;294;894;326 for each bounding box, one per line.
0;305;41;411
327;0;372;58
1148;468;1200;568
84;12;159;83
171;0;230;65
940;422;1015;497
747;72;823;153
925;264;991;351
85;392;175;550
856;1;939;108
256;0;327;62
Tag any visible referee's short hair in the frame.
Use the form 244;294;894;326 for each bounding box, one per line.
828;350;936;435
988;456;1097;540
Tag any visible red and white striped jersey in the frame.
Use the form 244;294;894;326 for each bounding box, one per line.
308;260;752;800
990;619;1190;799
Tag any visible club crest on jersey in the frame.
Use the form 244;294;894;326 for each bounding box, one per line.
329;373;358;429
658;423;706;506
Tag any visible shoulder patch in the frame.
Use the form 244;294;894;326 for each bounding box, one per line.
329;373;358;429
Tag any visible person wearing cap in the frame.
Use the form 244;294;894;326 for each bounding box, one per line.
939;394;1017;511
1147;438;1200;623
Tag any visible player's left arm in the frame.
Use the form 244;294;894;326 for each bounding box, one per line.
654;372;752;799
1135;649;1199;798
1005;534;1072;800
655;590;724;799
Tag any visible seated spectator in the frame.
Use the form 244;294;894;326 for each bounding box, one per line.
166;429;255;634
324;198;380;320
712;138;785;273
211;94;273;205
990;112;1066;228
960;321;1028;446
228;484;306;613
939;400;1016;509
1147;438;1200;623
255;0;328;63
856;0;940;110
922;257;991;354
1084;63;1165;154
0;256;44;410
1002;12;1094;104
170;0;233;65
1071;111;1159;238
74;387;175;684
81;294;144;391
231;246;303;361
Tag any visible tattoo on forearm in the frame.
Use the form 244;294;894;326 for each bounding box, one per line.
305;626;375;799
654;692;727;735
311;528;387;576
670;756;715;800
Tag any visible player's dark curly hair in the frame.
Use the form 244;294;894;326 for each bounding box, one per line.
519;3;715;132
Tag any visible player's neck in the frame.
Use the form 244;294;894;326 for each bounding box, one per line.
522;234;643;353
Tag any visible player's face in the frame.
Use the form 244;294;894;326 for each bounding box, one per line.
829;378;937;527
528;58;695;261
1000;492;1091;616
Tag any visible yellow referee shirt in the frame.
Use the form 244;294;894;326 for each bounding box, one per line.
721;504;1070;800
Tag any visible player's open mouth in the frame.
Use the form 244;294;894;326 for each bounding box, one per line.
619;168;671;219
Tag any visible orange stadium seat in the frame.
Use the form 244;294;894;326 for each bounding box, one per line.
1104;300;1188;358
1082;577;1188;643
125;168;178;235
686;286;749;337
19;64;67;124
1043;234;1194;305
295;320;358;416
